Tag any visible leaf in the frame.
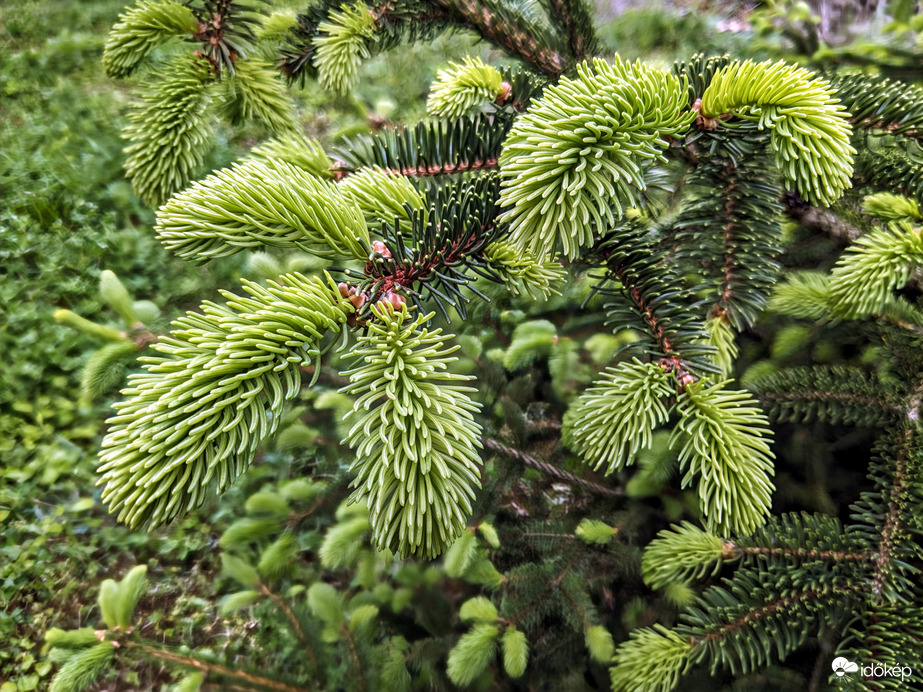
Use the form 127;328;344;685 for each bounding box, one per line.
463;558;503;589
97;580;120;629
114;565;147;629
257;533;298;582
503;320;557;371
575;519;615;546
319;515;370;569
99;270;136;326
348;604;379;631
245;492;290;519
45;629;100;650
477;522;500;549
155;159;369;262
611;625;691;692
98;274;352;529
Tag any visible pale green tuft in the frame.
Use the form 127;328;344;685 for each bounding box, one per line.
320;512;370;569
103;0;198;78
155;158;369;262
827;222;923;318
219;58;299;135
123;53;214;207
564;359;675;474
502;627;529;678
340;167;427;227
641;521;727;589
576;518;616;546
671;380;775;536
862;192;922;222
767;271;831;320
586;624;615;663
610;625;692;692
483;241;566;299
447;623;499;687
707;316;738;378
460;596;499;623
49;642;116;692
499;56;694;260
250;134;332;178
340;305;483;559
427;57;504;119
700;59;855;207
99;270;137;326
98;273;352;528
313;3;377;94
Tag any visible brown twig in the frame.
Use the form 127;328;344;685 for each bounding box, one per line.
482;437;623;499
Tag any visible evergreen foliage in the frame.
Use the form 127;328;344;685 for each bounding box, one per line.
98;274;352;527
340;304;482;558
44;1;923;690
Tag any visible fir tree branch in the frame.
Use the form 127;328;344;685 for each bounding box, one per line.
699;60;855;207
257;582;321;674
482;437;623;499
869;423;915;600
731;545;870;562
687;582;864;647
433;0;567;78
545;0;597;61
127;640;314;692
339;623;367;692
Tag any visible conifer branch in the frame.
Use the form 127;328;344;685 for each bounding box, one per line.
545;0;597;61
340;304;483;558
750;367;903;427
482;437;623;498
687;582;864;647
332;114;511;178
434;0;567;78
699;60;855;207
99;273;352;528
128;640;313;692
869;423;916;601
499;57;693;260
258;582;321;673
673;155;784;330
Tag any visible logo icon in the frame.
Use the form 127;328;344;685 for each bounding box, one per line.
832;657;859;677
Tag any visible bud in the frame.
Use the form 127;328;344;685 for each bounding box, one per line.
371;240;392;258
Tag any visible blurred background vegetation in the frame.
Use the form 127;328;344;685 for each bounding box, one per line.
1;1;919;690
